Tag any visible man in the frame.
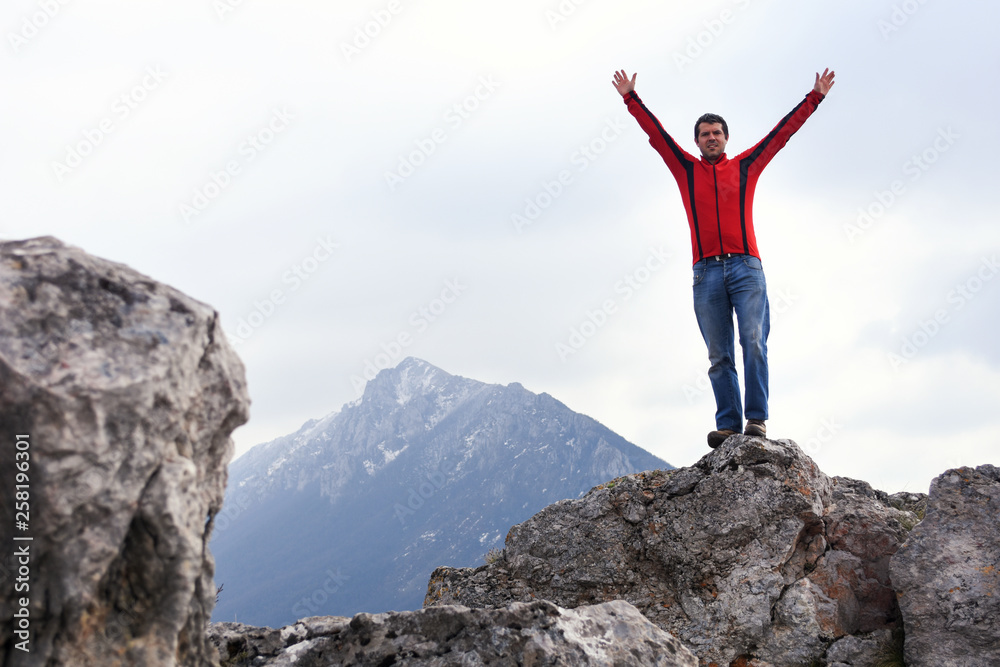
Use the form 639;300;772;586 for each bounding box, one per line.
612;67;835;448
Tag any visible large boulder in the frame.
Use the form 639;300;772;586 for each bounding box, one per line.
207;599;698;666
425;436;921;666
890;464;1000;666
0;237;249;666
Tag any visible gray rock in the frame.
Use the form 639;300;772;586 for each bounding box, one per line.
426;436;921;666
887;490;928;521
0;237;249;666
890;464;1000;667
207;599;698;666
824;628;900;666
206;621;288;665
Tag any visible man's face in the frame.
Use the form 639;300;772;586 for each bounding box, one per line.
696;122;728;162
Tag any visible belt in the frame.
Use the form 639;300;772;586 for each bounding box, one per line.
706;253;743;261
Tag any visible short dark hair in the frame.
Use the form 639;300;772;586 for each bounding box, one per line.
694;113;728;140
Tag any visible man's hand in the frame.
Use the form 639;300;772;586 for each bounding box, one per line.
612;69;636;97
814;68;835;96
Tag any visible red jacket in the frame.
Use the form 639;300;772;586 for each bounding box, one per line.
624;89;825;264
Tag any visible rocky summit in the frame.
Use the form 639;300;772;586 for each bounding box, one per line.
0;237;249;666
426;436;925;666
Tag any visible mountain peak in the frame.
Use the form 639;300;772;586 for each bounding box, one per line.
391;357;447;402
365;357;450;403
397;356;436;372
213;358;671;627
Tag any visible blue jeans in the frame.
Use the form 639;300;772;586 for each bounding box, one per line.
692;254;770;432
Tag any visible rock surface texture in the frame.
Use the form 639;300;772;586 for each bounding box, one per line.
207;599;698;666
0;237;249;666
890;464;1000;667
426;436;923;666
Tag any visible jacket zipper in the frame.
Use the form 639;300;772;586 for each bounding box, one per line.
712;165;723;254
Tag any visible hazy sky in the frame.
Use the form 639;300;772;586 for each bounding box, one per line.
5;0;998;494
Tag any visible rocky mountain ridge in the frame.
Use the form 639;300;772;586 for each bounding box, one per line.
225;358;488;505
211;356;670;627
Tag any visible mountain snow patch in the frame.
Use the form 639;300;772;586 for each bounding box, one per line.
380;443;407;464
364;443;408;476
266;456;288;476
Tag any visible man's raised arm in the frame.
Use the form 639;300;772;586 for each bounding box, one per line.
613;68;698;180
733;67;834;169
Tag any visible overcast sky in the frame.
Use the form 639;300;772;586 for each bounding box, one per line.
5;0;998;494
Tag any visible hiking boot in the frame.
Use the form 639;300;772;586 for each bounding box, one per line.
744;419;766;437
707;429;737;449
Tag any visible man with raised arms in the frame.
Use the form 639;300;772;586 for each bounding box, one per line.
612;67;835;448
